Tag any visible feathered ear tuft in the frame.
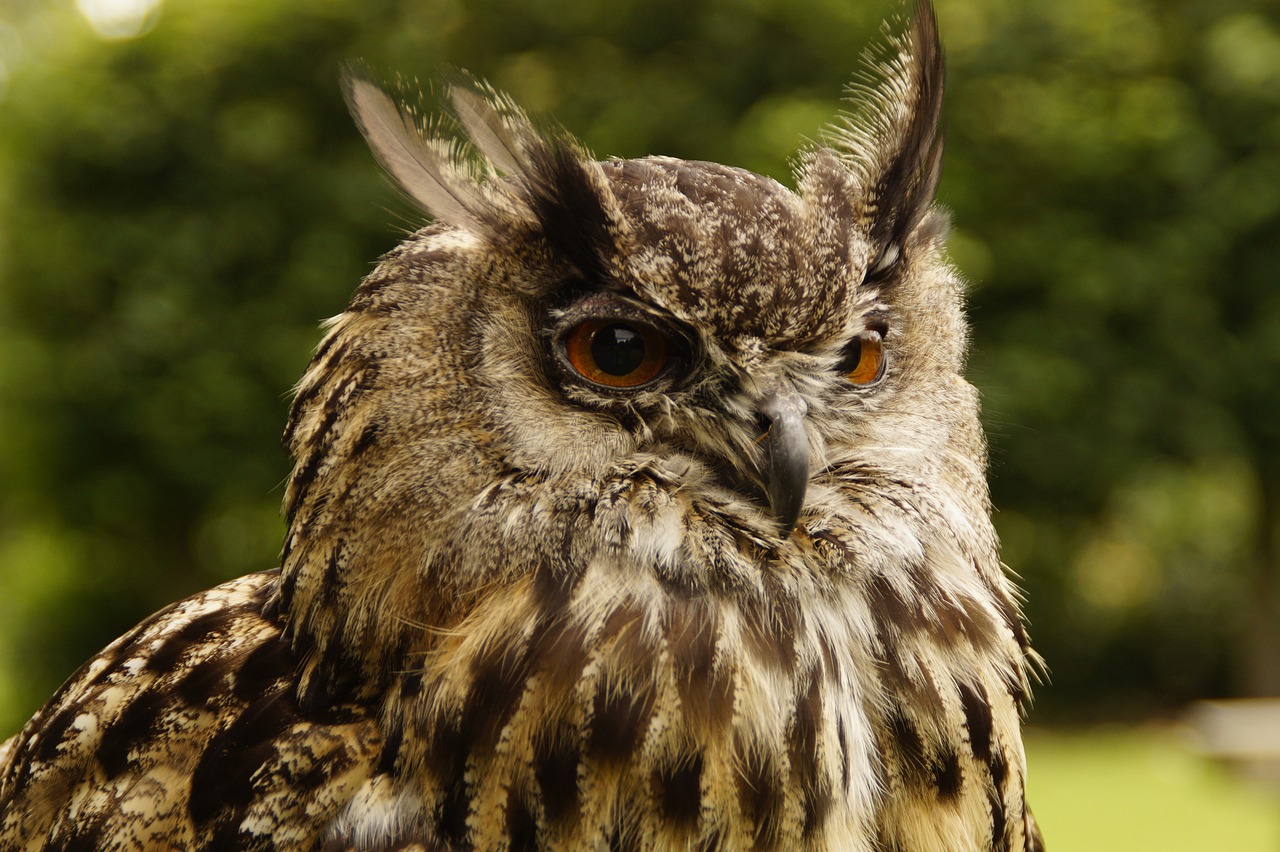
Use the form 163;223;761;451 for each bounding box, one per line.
343;69;623;281
343;70;502;232
800;1;945;270
445;74;529;177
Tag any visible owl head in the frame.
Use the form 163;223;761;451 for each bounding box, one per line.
275;4;1006;706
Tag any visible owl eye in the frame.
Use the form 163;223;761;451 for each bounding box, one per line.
839;330;887;386
563;319;670;388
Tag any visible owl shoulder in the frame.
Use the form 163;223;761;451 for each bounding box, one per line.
0;570;382;848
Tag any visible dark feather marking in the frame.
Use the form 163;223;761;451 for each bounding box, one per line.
376;723;404;776
530;616;590;696
231;633;296;701
887;710;928;788
665;600;732;731
989;749;1008;788
308;329;348;371
953;592;1002;652
866;573;923;634
466;637;535;749
653;752;703;831
259;588;283;623
399;671;424;700
33;703;82;764
300;619;371;710
427;716;471;844
438;784;472;845
351;420;381;456
278;566;298;615
534;734;581;826
297;656;335;713
958;680;993;762
1003;666;1028;707
741;600;798;672
735;739;785;850
292;373;346;456
980;569;1030;655
284;362;377;521
60;834;101;852
143;628;192;674
177;637;270;701
347;273;407;315
787;672;821;778
990;788;1010;852
523;139;614;284
285;449;327;522
989;751;1009;850
320;548;344;604
932;748;962;800
929;594;978;647
189;687;296;824
530;548;580;619
507;785;540;851
875;637;943;715
788;671;831;837
95;689;168;778
587;676;656;766
837;714;851;791
604;605;654;672
144;606;240;674
816;628;841;682
424;712;467;781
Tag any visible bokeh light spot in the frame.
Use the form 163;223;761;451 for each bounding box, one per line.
76;0;164;41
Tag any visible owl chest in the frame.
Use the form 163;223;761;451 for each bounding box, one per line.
326;583;971;850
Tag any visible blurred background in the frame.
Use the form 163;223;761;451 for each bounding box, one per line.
0;0;1277;845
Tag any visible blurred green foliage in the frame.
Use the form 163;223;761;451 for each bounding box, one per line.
0;0;1277;733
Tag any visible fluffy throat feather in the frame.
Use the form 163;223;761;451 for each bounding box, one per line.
273;458;1028;717
275;462;1033;849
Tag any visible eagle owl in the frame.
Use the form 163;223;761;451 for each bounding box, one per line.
0;4;1042;850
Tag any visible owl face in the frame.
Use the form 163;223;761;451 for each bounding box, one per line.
469;152;931;537
352;133;948;533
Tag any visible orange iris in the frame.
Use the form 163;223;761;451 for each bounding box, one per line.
845;330;886;385
564;319;669;388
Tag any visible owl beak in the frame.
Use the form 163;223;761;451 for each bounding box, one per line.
757;388;809;535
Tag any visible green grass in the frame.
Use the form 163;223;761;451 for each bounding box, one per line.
1026;726;1280;850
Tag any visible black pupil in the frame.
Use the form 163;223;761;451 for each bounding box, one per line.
591;324;646;377
839;338;863;372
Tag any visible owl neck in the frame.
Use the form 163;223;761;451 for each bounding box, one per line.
316;467;1033;847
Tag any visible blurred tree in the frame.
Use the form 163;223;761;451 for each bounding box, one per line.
0;0;1276;733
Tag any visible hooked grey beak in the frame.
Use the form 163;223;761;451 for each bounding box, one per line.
757;388;809;535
